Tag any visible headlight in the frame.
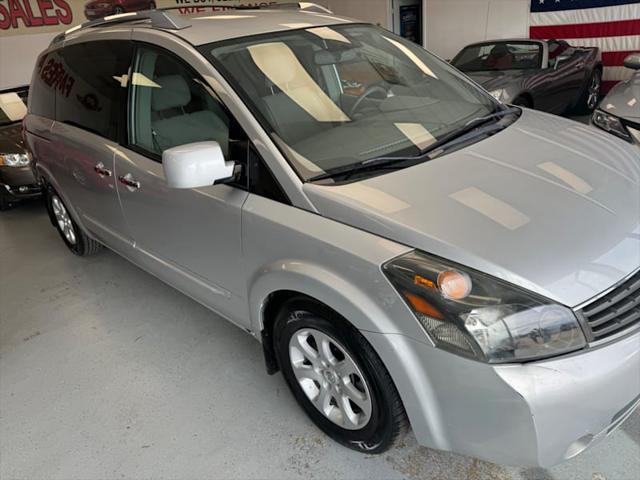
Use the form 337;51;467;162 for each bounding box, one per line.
489;89;506;101
383;251;587;363
592;110;632;142
0;153;30;167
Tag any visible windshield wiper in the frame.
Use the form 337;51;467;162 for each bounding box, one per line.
417;106;520;155
308;106;520;183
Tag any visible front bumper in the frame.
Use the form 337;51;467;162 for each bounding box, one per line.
364;328;640;467
0;166;41;201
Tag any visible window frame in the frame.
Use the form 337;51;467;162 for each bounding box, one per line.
124;41;290;204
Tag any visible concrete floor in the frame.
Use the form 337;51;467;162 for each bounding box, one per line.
1;199;639;480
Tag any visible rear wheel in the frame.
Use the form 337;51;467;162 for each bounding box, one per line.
46;186;102;256
274;297;408;454
113;6;124;14
574;69;601;114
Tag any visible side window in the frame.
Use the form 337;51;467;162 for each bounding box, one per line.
56;41;132;140
129;46;230;159
247;146;289;204
29;50;60;119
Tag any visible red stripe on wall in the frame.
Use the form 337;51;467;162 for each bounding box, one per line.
530;19;640;39
602;51;637;67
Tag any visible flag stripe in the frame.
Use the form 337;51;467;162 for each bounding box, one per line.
530;3;640;26
531;0;640;13
602;50;637;67
530;18;640;39
562;35;640;52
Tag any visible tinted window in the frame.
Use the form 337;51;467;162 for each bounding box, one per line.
56;41;132;140
129;45;230;159
28;50;59;119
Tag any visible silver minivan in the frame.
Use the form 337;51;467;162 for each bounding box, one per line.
25;6;640;468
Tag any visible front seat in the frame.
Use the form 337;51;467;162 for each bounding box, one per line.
151;74;229;156
485;44;514;69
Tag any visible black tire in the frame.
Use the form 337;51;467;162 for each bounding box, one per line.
574;69;602;115
512;95;532;108
274;297;408;454
113;6;124;14
45;185;102;256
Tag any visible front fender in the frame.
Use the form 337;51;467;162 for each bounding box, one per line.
248;259;414;336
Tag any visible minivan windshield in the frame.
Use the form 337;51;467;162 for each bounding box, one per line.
202;25;504;181
0;87;28;127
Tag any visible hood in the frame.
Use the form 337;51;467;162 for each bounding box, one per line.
0;123;25;155
464;70;533;93
601;71;640;121
304;109;640;307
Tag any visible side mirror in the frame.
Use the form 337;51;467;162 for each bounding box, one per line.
553;54;571;70
624;53;640;70
163;141;235;189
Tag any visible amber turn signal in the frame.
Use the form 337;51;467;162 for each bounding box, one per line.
403;292;444;319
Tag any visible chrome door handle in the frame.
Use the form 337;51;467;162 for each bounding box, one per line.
94;162;112;177
118;173;141;190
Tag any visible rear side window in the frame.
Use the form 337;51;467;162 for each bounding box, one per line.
55;41;132;141
29;50;60;119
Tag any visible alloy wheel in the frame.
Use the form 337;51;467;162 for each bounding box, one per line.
51;195;76;245
289;328;372;430
587;73;601;110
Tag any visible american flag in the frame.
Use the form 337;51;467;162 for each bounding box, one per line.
530;0;640;93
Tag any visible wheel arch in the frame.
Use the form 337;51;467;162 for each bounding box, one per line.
514;91;534;108
37;166;89;233
249;260;419;374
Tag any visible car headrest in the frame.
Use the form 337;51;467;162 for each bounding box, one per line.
152;75;191;111
489;44;510;57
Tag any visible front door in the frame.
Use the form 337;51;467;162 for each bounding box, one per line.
115;44;249;325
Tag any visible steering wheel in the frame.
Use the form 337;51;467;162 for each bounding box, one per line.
349;85;388;117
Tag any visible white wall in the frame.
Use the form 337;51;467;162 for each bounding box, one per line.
0;32;58;89
326;0;391;29
424;0;530;60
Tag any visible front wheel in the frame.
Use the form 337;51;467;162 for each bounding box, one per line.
274;297;408;454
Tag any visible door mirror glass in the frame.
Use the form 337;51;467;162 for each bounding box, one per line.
624;53;640;70
163;141;235;189
553;54;571;70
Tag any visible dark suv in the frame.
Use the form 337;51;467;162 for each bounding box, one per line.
0;86;41;210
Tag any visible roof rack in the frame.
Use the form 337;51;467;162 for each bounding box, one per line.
159;2;332;14
51;9;189;45
50;2;332;46
264;2;333;13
